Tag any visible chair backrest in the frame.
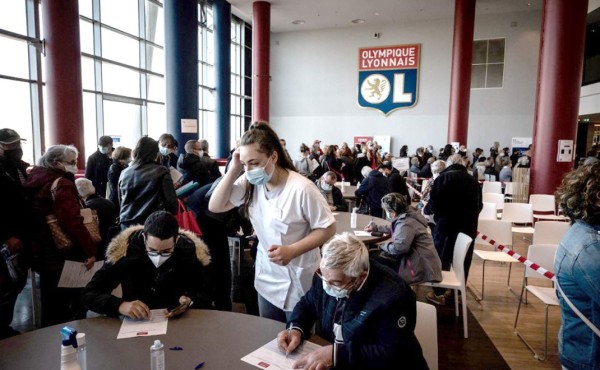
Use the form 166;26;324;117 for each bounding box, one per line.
452;233;473;283
476;219;513;247
484;174;497;182
504;182;515;195
482;181;502;194
533;221;571;245
479;202;497;220
501;203;533;224
529;194;556;214
482;192;505;211
415;302;438;370
525;244;558;280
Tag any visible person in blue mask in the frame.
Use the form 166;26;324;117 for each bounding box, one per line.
209;123;336;323
276;233;427;370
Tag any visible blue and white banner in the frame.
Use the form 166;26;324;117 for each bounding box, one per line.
358;44;420;115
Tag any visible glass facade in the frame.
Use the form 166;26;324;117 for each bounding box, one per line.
0;0;252;163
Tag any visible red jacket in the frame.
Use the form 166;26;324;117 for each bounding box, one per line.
24;166;97;261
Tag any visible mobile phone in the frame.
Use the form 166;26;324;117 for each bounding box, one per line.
371;231;383;237
168;303;187;314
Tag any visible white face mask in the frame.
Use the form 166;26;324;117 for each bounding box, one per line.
148;254;171;268
195;150;204;157
99;146;110;155
64;164;78;174
385;210;393;220
322;280;350;299
159;146;170;156
321;182;332;192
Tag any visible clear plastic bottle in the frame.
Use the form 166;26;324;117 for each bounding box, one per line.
150;340;165;370
350;207;358;229
76;333;87;370
341;181;346;192
61;345;82;370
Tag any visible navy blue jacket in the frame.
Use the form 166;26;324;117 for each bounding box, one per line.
355;170;389;217
288;259;427;370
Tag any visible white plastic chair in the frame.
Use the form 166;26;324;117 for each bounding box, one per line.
502;203;534;234
533;221;570;245
514;244;559;361
421;233;473;338
504;182;516;202
415;302;438;370
472;220;518;300
479;202;497;221
484;174;497;182
529;194;569;221
482;181;502;194
482;192;505;214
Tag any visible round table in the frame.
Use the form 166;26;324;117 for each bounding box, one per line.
334;212;390;244
0;310;285;369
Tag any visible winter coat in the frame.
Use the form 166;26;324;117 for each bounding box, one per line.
82;226;212;316
177;153;213;187
24;166;97;270
373;210;442;284
85;150;112;197
355;170;389;217
107;160;126;207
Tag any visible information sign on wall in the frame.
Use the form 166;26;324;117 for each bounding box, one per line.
358;44;420;115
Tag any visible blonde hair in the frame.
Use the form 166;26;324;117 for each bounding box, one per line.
321;233;369;278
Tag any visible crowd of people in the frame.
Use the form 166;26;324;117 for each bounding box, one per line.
1;124;599;369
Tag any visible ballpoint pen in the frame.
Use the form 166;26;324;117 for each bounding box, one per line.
286;324;292;358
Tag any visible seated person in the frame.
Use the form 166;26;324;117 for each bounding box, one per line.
177;140;213;187
365;193;442;285
315;171;348;212
378;162;410;205
276;233;427;370
82;211;212;319
355;166;389;217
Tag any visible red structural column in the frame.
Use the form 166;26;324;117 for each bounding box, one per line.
530;0;588;195
447;0;476;146
252;1;270;124
42;0;85;167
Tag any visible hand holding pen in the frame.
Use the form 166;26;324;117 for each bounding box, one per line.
364;218;376;232
277;324;302;357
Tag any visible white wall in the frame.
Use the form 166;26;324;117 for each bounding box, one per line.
270;10;542;157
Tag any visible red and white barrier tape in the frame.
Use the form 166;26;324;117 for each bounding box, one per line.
477;231;555;281
406;182;424;198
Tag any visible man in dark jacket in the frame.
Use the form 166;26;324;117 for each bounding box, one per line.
177;140;214;187
355;167;389;217
85;135;113;197
82;211;212;319
197;139;222;181
427;154;482;304
378;162;410;204
277;233;427;370
0;128;30;338
315;172;348;212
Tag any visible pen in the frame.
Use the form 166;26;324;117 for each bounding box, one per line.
286;324;292;358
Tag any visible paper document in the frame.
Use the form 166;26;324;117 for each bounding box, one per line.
241;338;322;370
117;309;168;339
58;260;104;288
170;167;184;184
353;230;372;237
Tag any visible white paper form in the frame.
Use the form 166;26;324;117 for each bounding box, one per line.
117;309;168;339
353;230;372;237
241;338;322;370
57;260;104;288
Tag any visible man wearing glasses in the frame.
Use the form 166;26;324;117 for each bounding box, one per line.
277;233;427;370
82;211;212;319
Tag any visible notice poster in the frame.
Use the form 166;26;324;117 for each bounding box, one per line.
354;136;373;147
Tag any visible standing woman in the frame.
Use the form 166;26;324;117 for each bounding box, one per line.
106;146;131;208
554;161;600;370
209;124;336;322
25;145;97;327
118;137;177;229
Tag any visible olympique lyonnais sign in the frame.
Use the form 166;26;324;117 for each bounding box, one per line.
358;44;420;115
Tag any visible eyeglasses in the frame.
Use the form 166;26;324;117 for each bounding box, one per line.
315;269;355;290
144;238;175;257
61;160;77;166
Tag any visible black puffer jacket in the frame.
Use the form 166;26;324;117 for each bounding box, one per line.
177;153;213;187
118;162;178;227
355;170;389;217
107;160;126;207
82;226;212;316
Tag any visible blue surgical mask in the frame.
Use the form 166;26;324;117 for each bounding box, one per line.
245;157;274;186
322;280;350;299
159;146;170;156
321;182;332;192
99;146;110;155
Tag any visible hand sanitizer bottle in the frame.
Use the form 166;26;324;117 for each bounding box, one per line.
351;207;358;229
150;340;165;370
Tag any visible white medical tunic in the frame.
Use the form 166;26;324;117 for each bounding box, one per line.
229;171;335;311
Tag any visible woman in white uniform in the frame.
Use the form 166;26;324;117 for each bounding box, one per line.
209;124;336;322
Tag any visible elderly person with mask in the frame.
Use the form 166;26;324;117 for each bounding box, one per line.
177;139;213;187
276;233;428;370
315;171;348;212
365;193;442;285
554;162;600;370
25;145;98;326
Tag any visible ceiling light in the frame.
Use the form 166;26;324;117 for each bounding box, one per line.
352;19;366;24
374;12;380;16
291;20;305;25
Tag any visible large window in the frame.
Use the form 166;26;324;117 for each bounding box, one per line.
471;38;505;89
